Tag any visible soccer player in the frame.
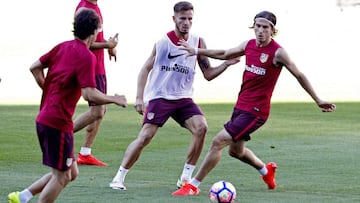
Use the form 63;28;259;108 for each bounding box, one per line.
172;10;336;196
7;9;127;203
109;1;239;190
73;0;119;166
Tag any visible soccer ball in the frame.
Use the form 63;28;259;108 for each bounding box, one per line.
209;180;236;203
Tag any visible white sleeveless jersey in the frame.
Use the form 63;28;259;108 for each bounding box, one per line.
144;34;199;104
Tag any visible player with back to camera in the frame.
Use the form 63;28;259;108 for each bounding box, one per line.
7;8;127;203
172;10;336;196
73;0;119;167
109;1;240;191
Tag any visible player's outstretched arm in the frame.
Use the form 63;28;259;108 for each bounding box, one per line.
275;48;336;112
82;87;128;108
179;39;245;60
191;38;239;81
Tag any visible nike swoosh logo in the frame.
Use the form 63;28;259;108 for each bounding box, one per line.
168;52;186;59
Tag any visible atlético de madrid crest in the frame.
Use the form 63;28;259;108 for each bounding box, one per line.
260;53;269;63
147;112;155;120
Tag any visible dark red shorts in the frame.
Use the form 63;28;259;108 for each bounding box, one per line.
143;98;204;127
88;74;107;106
36;122;74;171
224;109;266;142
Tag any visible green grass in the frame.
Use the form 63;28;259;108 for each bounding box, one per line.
1;102;359;203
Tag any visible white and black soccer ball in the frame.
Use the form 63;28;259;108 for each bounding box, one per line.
209;180;236;203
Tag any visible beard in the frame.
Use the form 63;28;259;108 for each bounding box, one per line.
180;30;188;35
176;24;189;35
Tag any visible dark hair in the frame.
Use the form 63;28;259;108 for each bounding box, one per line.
253;11;277;26
73;8;100;40
250;11;278;36
174;1;194;13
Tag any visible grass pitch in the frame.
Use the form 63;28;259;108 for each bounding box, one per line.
1;102;359;203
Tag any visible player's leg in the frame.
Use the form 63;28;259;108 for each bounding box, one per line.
184;115;207;165
77;105;107;166
122;123;159;168
26;173;52;197
229;140;264;169
224;110;277;190
77;73;108;166
35;162;78;202
173;100;208;187
230;140;276;189
194;129;232;182
111;98;173;190
110;123;159;190
38;164;78;203
177;115;207;186
82;119;102;148
8;173;52;203
172;129;232;196
73;110;94;133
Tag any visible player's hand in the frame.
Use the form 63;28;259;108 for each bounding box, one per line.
134;99;145;115
107;33;119;49
178;39;196;56
114;94;127;108
318;101;336;112
108;47;117;62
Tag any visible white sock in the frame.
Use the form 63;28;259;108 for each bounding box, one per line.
19;189;32;203
113;166;128;183
258;165;268;176
80;147;91;156
189;178;201;188
180;163;195;182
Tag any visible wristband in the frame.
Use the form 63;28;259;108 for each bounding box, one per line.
194;47;198;55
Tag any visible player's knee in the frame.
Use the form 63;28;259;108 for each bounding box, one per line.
90;105;106;120
93;110;105;120
228;147;245;159
210;136;224;150
56;172;72;188
228;150;238;158
136;133;154;147
194;122;208;137
70;167;79;181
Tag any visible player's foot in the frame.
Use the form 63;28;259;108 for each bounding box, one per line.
109;181;127;191
172;183;200;196
262;162;277;190
176;178;188;189
8;191;20;203
77;153;108;166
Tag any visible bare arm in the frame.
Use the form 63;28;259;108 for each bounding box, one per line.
180;39;247;60
91;33;118;50
134;45;156;115
197;38;241;81
81;87;127;108
275;48;336;112
29;60;46;89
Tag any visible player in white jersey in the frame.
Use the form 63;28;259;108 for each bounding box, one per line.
144;32;199;102
109;1;239;191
